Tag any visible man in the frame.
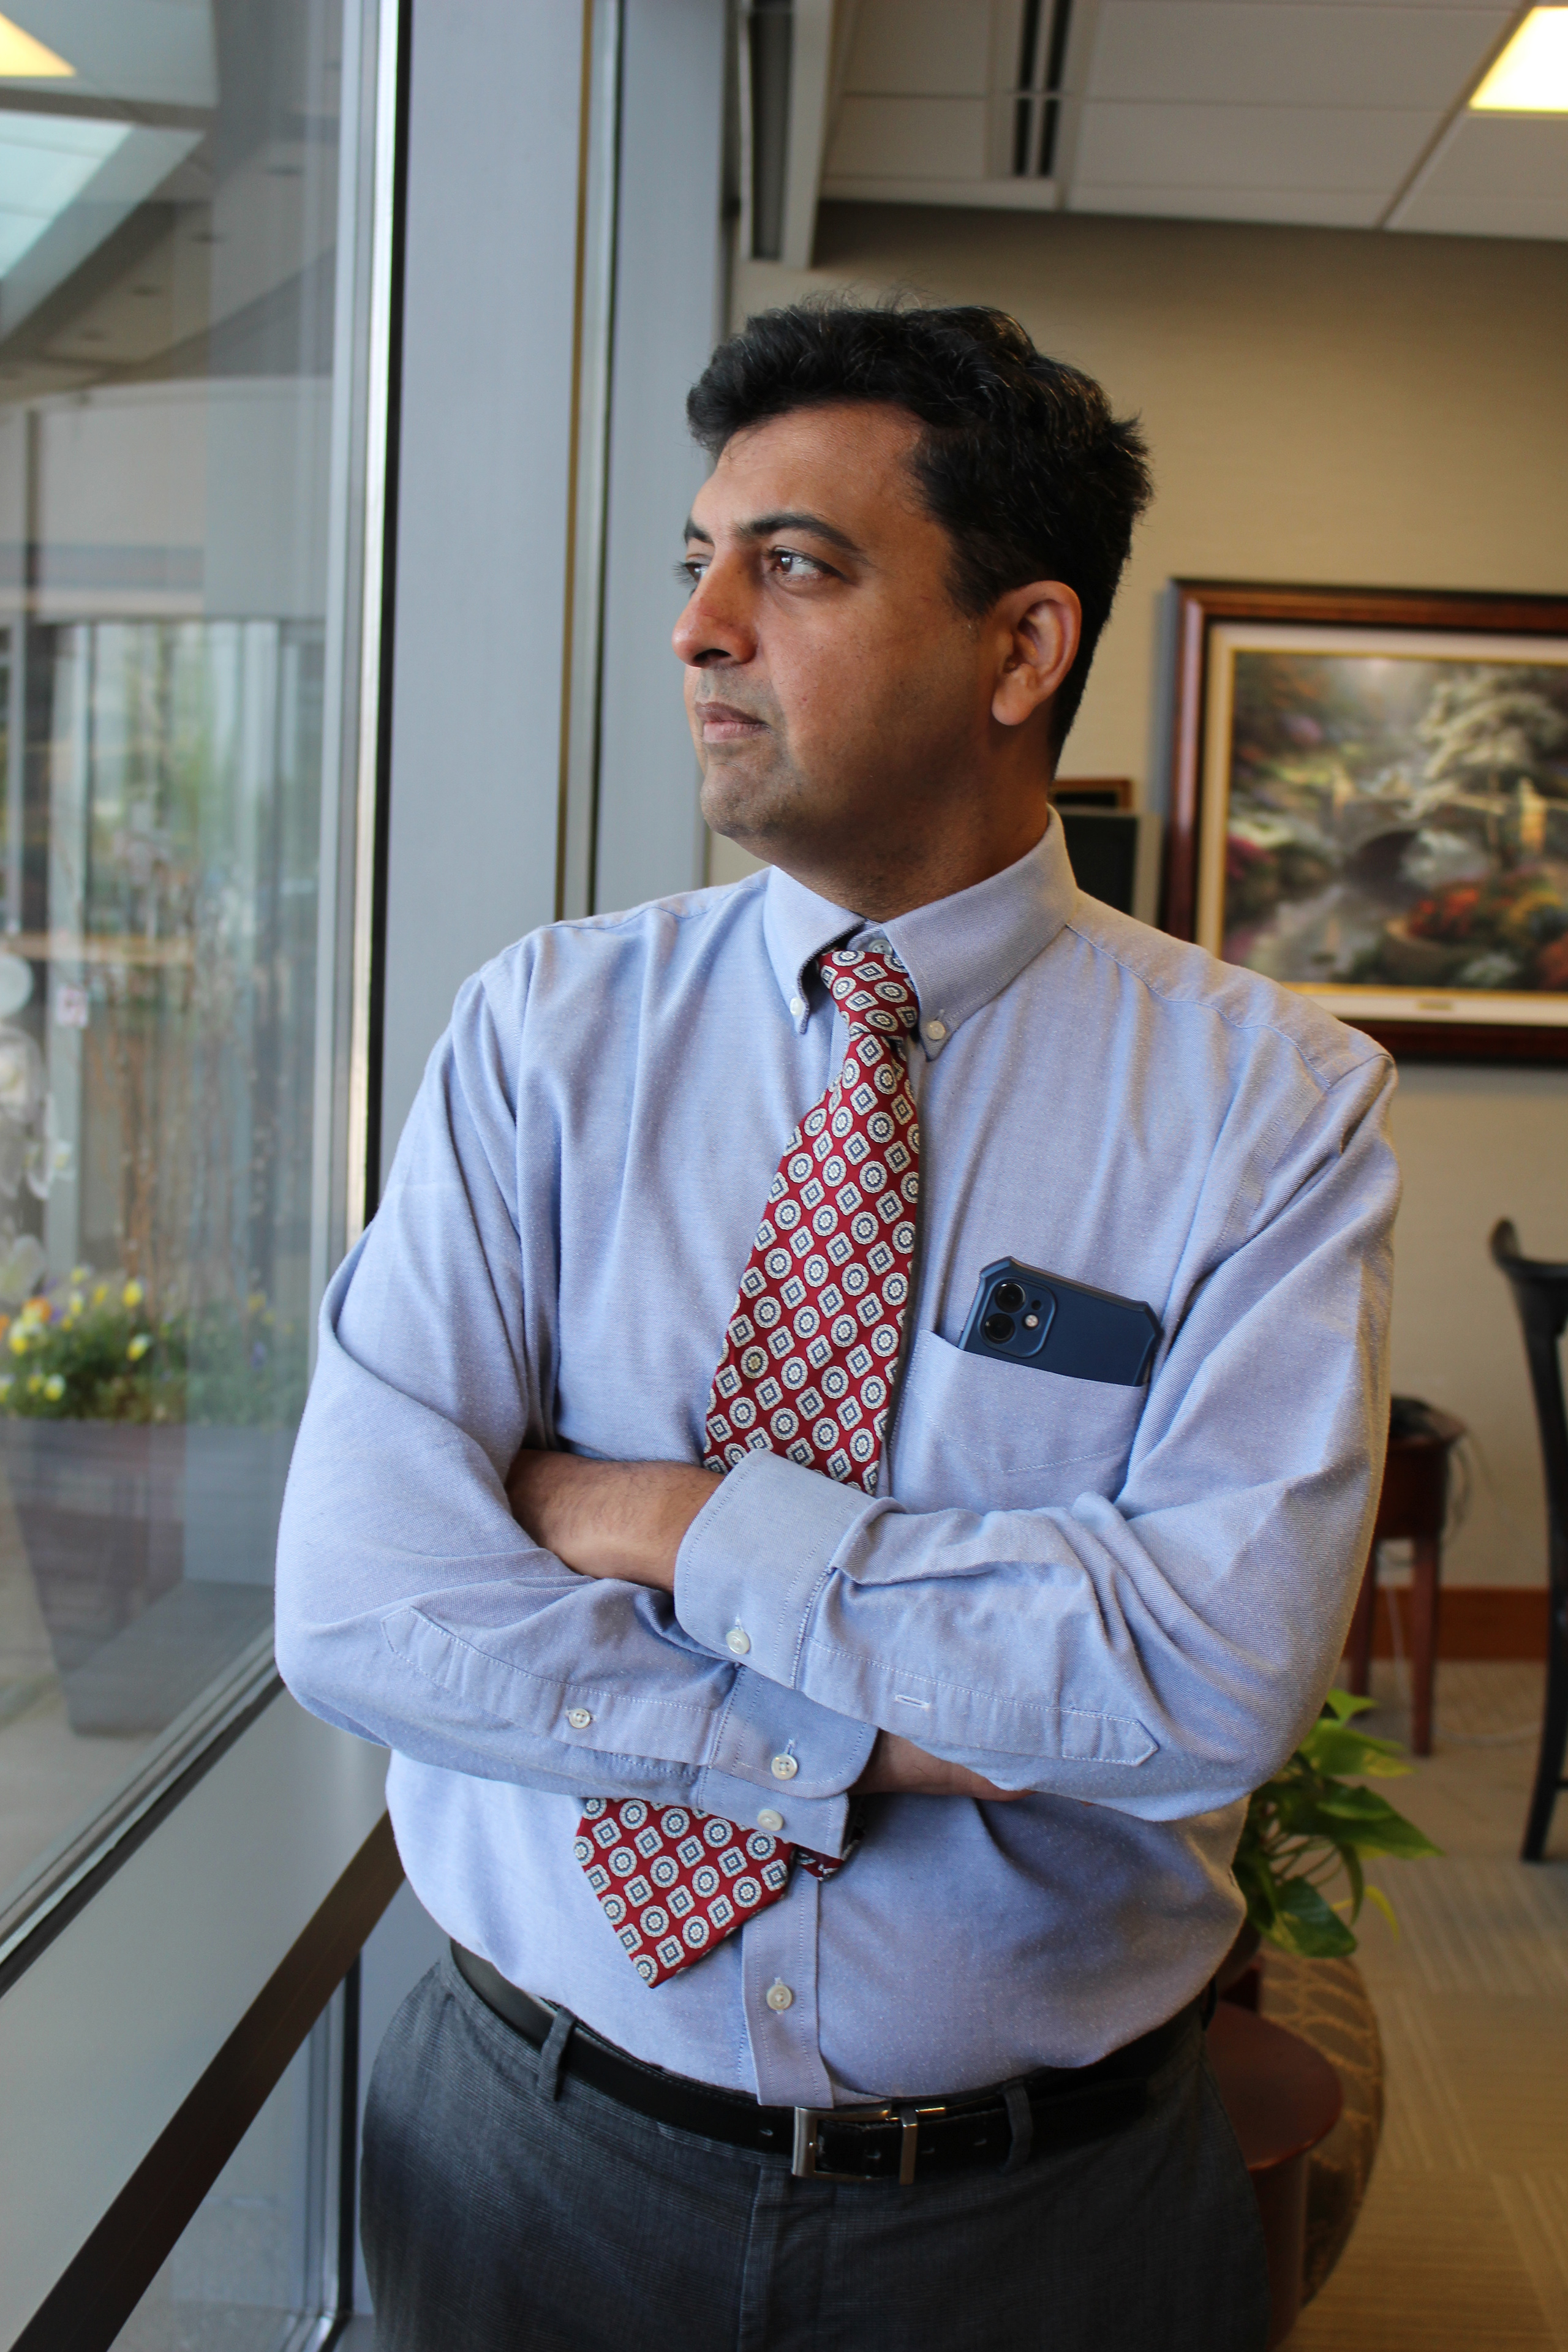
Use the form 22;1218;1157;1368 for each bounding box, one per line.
277;303;1397;2351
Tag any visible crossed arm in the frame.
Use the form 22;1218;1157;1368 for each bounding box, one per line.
504;1449;1019;1802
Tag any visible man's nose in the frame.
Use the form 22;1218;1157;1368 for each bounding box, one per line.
672;557;756;669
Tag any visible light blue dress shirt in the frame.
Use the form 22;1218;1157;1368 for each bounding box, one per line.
276;818;1398;2108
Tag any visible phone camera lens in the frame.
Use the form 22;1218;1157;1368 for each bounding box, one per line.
982;1310;1016;1345
992;1281;1024;1313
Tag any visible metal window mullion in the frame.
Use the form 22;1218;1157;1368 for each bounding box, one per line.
557;0;623;924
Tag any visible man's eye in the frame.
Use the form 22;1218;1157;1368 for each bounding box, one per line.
773;549;826;580
676;556;708;585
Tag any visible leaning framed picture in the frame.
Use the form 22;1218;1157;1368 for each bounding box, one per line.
1166;582;1568;1060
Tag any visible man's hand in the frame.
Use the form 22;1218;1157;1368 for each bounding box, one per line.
854;1731;1022;1803
506;1450;1022;1802
505;1450;719;1595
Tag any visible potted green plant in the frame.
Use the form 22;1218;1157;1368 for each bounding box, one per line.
1234;1688;1442;1961
0;1277;302;1698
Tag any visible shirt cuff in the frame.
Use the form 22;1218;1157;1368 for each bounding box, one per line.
676;1450;878;1690
696;1667;874;1860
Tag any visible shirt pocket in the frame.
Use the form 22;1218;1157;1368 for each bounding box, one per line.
889;1327;1146;1515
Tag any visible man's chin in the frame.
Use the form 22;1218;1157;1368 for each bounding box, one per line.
698;771;801;858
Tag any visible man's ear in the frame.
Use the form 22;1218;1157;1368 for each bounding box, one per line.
992;582;1082;730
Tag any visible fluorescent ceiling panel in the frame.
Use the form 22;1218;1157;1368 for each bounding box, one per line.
0;9;70;74
0;109;125;274
1470;6;1568;108
1;3;216;108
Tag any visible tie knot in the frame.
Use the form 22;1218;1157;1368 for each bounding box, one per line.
820;944;919;1036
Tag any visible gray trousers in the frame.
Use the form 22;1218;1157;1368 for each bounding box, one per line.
361;1953;1270;2352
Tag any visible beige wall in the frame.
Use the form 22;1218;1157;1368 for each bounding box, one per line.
710;206;1568;1588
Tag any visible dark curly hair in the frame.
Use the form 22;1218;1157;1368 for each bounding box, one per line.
687;301;1152;752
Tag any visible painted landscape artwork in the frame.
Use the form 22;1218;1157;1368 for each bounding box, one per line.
1218;651;1568;998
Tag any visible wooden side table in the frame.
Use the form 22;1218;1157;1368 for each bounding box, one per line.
1208;2002;1343;2348
1346;1406;1466;1755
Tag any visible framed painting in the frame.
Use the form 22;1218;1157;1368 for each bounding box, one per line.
1166;583;1568;1060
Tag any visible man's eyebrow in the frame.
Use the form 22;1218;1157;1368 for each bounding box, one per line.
681;510;864;559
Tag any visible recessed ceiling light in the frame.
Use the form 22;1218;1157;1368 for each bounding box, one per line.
1470;7;1568;112
0;12;73;77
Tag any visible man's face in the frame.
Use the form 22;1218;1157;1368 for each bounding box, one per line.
673;402;1007;885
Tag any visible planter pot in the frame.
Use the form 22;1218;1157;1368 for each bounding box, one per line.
0;1420;185;1678
0;1421;288;1736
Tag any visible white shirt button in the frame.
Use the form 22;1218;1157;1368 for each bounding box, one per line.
765;1980;794;2011
725;1627;752;1656
925;1019;947;1042
757;1807;785;1832
770;1753;799;1781
566;1707;592;1729
789;995;805;1017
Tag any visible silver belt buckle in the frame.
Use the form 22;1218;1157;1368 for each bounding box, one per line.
791;2101;938;2185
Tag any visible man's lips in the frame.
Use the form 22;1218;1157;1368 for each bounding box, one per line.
695;701;767;739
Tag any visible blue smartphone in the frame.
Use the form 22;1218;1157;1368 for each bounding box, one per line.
958;1257;1161;1386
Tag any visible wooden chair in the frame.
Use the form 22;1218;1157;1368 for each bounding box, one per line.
1346;1401;1466;1757
1489;1221;1568;1862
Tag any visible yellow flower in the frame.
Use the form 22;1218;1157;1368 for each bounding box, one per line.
42;1374;64;1401
26;1373;42;1393
92;1285;107;1306
9;1330;28;1355
70;1265;88;1284
68;1292;84;1315
127;1332;152;1362
246;1291;266;1315
122;1280;145;1308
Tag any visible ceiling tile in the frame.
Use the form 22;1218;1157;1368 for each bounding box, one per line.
1076;99;1438;189
1392;111;1568;235
1087;2;1512;107
825;95;991;182
1068;180;1384;225
841;0;995;97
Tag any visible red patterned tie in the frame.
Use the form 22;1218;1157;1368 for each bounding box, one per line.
574;943;921;1984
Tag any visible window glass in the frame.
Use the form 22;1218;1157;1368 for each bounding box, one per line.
111;2010;341;2351
0;0;360;1921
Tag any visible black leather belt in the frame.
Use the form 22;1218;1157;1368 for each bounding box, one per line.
451;1941;1193;2185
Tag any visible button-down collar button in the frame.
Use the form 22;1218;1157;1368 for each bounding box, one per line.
770;1752;799;1780
757;1807;785;1832
789;995;805;1018
725;1626;752;1656
924;1019;947;1042
566;1707;592;1729
765;1980;794;2011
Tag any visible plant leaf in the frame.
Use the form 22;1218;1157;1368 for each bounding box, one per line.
1262;1877;1359;1958
1362;1883;1400;1936
1300;1721;1412;1779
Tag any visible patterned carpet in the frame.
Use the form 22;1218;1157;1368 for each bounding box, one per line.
1284;1660;1568;2350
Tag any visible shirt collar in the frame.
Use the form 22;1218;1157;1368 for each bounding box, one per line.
760;815;1076;1057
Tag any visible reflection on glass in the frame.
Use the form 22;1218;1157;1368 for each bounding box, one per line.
111;2027;328;2352
0;0;349;1913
